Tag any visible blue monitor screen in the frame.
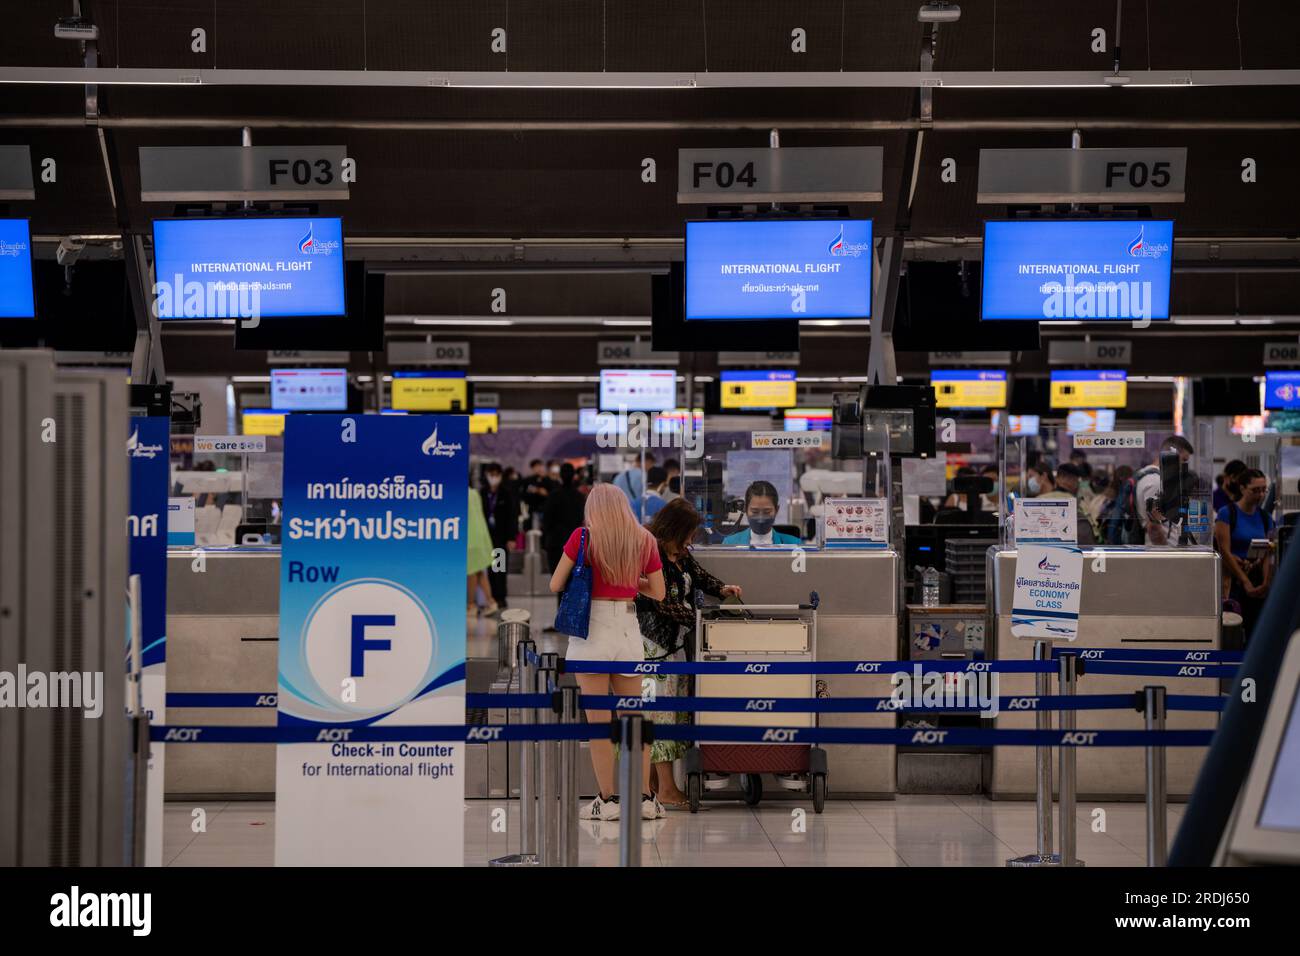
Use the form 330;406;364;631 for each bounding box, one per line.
0;219;35;318
152;217;346;320
271;368;348;411
1265;372;1300;411
685;219;872;320
981;219;1174;322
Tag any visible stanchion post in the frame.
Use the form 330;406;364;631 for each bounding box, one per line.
558;684;581;867
537;652;561;867
616;714;647;868
1008;640;1061;866
517;639;537;859
1058;650;1082;867
1144;685;1168;867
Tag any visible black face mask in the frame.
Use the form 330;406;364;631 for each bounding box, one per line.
747;516;776;536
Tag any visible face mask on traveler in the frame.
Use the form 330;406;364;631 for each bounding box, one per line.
487;475;501;488
1027;477;1041;496
748;515;776;536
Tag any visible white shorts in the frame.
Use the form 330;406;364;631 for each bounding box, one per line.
564;600;644;677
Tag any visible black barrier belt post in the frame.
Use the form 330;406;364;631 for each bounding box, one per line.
1008;640;1061;867
537;652;560;867
1144;685;1169;867
615;715;648;868
558;684;581;868
490;638;540;867
1058;651;1083;868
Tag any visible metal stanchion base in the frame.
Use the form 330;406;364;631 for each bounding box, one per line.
1006;853;1063;867
488;853;541;867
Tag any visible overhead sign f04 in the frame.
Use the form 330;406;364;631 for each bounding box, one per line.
678;146;883;203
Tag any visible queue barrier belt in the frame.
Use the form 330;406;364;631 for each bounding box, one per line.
560;659;1238;677
149;724;1215;747
1050;647;1243;663
464;693;1228;714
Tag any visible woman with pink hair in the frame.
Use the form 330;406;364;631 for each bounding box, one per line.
551;482;666;822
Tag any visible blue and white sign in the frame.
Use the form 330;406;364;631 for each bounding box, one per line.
127;416;169;866
275;414;467;866
1264;371;1300;411
981;219;1174;322
167;497;195;546
0;218;35;318
685;219;873;320
152;216;346;319
1011;545;1083;642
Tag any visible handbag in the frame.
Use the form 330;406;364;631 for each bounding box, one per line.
554;528;593;638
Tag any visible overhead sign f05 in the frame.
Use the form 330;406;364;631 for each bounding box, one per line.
977;148;1187;204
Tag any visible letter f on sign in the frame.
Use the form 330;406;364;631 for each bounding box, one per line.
351;615;395;677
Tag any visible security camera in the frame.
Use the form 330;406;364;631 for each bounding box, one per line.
56;237;86;267
918;2;961;23
54;16;99;41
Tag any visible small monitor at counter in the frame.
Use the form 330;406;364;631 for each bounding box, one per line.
599;369;676;412
1050;370;1127;408
578;407;601;435
1065;409;1117;433
469;409;499;434
785;407;833;432
1264;371;1300;411
981;219;1173;322
990;412;1040;436
391;370;469;412
931;370;1007;409
242;408;286;436
720;370;797;409
270;368;347;411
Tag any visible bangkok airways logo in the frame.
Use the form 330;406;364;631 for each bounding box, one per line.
126;427;163;460
1126;224;1169;260
827;224;869;258
1038;555;1061;573
420;425;463;458
297;221;339;256
1277;382;1297;403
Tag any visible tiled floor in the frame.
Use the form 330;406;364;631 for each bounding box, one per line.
164;796;1183;867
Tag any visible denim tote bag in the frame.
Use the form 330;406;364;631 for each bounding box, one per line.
554;528;593;638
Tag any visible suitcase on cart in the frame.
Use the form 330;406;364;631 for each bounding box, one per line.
684;592;827;813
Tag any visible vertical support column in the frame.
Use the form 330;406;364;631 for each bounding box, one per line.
867;237;902;387
537;652;560;866
616;715;644;868
1144;685;1168;867
516;639;537;858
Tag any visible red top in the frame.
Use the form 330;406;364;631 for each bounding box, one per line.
563;527;662;600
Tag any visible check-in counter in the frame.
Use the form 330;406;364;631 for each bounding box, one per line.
165;548;280;798
165;548;509;799
988;547;1222;800
689;548;899;798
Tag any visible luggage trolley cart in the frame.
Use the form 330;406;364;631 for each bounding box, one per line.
684;592;827;813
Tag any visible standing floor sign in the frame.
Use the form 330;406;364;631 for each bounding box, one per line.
128;416;169;866
275;415;468;866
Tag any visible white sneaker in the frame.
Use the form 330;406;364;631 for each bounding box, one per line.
580;795;620;821
641;793;664;820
